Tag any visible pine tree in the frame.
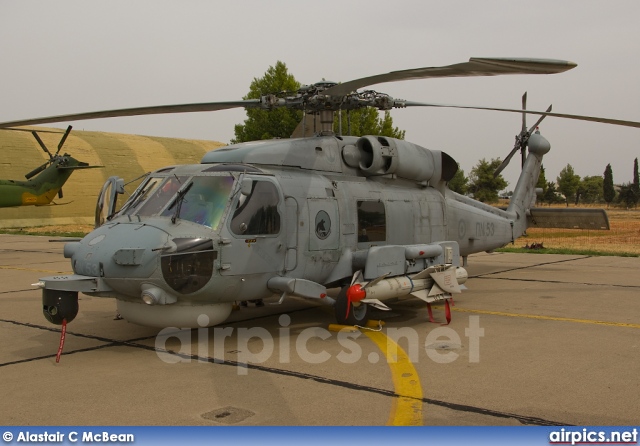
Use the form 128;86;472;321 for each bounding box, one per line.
447;165;468;195
468;158;507;203
536;164;548;195
543;181;561;205
233;62;405;143
578;176;604;204
557;164;581;207
334;108;405;138
232;61;302;143
633;158;639;195
617;183;638;209
603;164;615;208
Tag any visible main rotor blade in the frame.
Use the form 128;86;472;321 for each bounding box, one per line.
0;100;261;129
404;101;640;128
323;58;577;96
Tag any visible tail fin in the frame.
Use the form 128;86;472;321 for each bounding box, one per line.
25;156;101;206
506;130;550;238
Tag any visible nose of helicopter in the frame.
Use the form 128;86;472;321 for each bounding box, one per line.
40;221;233;329
69;223;169;283
67;222;220;303
40;221;230;328
41;223;171;326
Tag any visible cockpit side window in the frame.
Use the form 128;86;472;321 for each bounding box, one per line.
230;180;281;236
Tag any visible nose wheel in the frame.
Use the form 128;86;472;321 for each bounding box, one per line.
334;285;370;326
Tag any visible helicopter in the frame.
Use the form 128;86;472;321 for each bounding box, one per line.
0;126;98;207
1;57;638;332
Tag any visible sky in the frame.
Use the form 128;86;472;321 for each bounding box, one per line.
1;0;639;189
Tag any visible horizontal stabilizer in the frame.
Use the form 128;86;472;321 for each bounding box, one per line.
527;208;609;230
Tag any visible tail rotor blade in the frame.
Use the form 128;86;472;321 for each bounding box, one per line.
31;131;54;159
494;95;552;177
56;125;73;156
528;104;552;134
494;144;519;177
521;92;527;133
25;162;49;179
521;104;552;167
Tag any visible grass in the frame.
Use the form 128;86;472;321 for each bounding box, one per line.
507;208;640;256
496;246;639;257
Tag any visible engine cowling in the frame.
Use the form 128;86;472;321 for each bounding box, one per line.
342;136;458;183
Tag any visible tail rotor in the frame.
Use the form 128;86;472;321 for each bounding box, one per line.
25;125;73;180
24;126;74;198
494;93;551;177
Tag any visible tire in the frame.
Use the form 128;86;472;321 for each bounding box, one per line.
334;286;369;326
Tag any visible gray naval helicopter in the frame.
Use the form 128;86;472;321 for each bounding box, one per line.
2;57;639;330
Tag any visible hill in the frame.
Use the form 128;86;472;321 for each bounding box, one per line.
0;127;225;228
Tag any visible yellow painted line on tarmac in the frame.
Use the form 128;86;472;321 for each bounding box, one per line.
363;330;423;426
451;307;640;329
0;265;69;274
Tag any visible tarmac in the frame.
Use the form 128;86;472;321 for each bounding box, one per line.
1;233;639;426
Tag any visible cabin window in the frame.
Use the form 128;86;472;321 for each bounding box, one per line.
230;180;281;236
357;200;386;242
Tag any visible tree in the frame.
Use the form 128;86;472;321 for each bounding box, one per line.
334;108;405;138
468;158;507;203
233;62;405;142
603;164;615;208
232;61;302;143
633;158;639;196
447;165;468;195
536;165;548;196
542;181;562;205
577;176;604;204
617;182;638;209
557;164;581;207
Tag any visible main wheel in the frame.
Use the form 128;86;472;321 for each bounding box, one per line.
334;286;369;326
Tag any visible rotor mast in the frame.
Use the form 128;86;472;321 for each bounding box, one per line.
285;82;408;137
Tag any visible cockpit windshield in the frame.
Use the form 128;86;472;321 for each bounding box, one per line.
119;177;165;216
119;175;235;230
137;176;186;216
